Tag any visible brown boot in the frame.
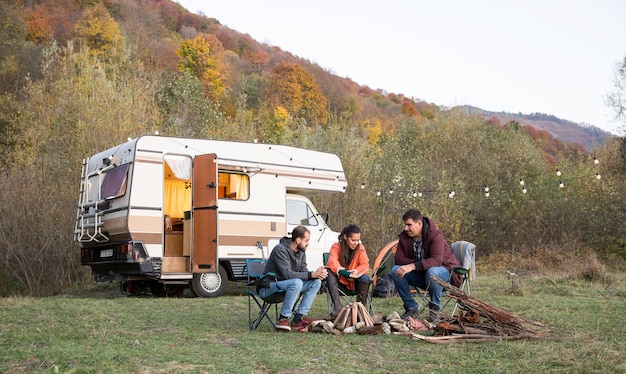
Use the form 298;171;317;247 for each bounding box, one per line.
356;279;371;305
326;272;342;318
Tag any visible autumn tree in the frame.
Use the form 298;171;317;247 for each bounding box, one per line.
265;62;328;126
74;4;124;61
176;33;228;103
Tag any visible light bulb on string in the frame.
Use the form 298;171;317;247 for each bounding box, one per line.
596;172;601;180
519;178;525;186
522;186;527;194
594;157;599;165
559;180;564;188
376;189;381;197
389;187;394;195
449;189;455;198
418;191;423;197
412;190;417;198
360;183;365;189
556;169;561;176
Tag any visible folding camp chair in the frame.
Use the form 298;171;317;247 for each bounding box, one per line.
372;240;476;316
246;259;286;331
447;240;476;316
322;252;373;315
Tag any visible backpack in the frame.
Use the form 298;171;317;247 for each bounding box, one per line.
372;274;397;298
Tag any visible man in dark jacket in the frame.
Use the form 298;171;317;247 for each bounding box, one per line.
391;209;462;322
260;225;328;331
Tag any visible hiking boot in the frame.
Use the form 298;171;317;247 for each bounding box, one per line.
275;317;291;331
400;308;420;320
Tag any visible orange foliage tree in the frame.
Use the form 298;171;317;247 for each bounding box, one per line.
177;33;228;103
73;4;124;60
265;62;328;125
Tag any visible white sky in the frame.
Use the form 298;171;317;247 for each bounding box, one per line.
177;0;626;134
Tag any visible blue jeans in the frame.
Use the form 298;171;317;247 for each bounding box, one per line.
391;265;451;310
258;278;322;318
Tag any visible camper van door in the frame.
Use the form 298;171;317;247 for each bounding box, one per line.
192;154;218;273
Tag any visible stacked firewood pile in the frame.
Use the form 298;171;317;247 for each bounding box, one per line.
308;303;425;335
309;302;383;335
308;275;545;342
405;275;545;344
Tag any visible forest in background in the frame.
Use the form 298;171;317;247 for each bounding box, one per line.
0;0;624;296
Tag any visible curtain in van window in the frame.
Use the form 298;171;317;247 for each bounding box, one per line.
230;174;249;200
165;156;192;180
164;181;191;218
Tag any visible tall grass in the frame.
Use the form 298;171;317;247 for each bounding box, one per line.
1;271;624;373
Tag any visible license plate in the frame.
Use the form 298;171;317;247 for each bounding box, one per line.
101;249;113;257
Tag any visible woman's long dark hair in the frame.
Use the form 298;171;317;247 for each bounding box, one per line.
338;224;361;267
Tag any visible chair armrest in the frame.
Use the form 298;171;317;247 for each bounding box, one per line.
453;267;469;276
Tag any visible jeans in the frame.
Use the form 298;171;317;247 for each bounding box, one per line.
258;278;322;318
390;265;451;310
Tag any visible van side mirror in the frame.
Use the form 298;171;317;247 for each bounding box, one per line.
321;212;330;225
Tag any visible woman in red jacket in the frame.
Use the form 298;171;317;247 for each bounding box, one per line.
325;224;371;319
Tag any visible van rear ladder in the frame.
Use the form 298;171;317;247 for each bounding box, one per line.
74;157;109;243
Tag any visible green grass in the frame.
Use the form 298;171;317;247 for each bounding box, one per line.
1;273;625;374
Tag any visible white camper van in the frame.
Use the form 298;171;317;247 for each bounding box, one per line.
75;136;347;297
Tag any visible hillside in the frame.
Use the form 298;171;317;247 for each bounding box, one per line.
460;106;610;151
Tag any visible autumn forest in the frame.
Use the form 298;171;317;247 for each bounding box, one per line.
0;0;624;296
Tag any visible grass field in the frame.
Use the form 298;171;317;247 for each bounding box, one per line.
1;272;624;373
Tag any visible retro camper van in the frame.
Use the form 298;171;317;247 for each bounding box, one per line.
74;136;347;297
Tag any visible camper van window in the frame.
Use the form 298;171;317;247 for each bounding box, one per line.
100;164;129;200
286;199;319;226
218;172;249;200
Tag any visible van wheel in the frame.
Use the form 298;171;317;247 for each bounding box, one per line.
191;264;227;298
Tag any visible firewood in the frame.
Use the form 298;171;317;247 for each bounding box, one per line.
430;274;544;329
337;306;351;330
351;303;358;327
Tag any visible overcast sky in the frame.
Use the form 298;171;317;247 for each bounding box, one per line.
177;0;626;134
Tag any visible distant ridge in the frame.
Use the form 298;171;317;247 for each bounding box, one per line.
458;106;610;151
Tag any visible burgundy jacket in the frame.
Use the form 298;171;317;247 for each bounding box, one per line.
394;217;463;287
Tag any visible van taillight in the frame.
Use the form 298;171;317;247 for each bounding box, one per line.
118;244;132;254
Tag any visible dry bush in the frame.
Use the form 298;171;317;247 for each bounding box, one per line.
480;237;612;285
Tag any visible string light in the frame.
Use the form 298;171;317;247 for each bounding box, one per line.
522;186;527;194
559;180;564;188
448;189;455;198
556;169;561;176
360;183;365;189
594;157;599;165
596;172;601;180
519;178;525;186
376;189;381;197
389;187;394;195
412;190;418;198
484;186;490;197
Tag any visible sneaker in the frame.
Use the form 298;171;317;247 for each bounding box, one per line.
275;318;291;331
400;308;420;320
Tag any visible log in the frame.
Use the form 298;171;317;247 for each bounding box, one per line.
351;303;358;327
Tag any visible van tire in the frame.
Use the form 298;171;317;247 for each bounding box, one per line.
191;264;227;297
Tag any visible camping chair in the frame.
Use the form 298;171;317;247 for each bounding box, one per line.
246;258;286;331
372;240;476;316
446;240;476;316
322;252;373;315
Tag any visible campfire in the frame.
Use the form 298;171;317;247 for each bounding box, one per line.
307;274;545;343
